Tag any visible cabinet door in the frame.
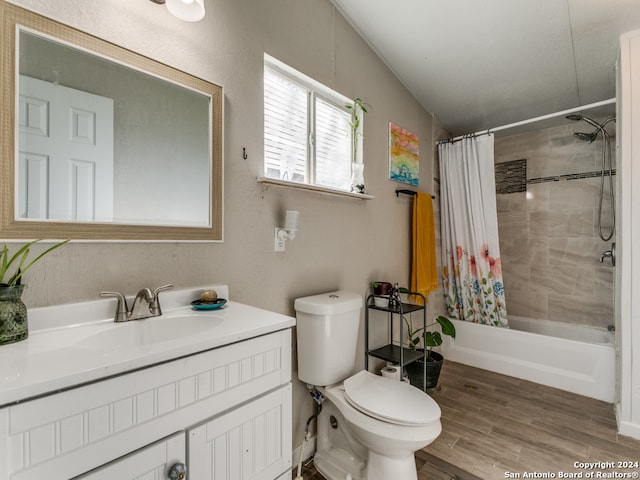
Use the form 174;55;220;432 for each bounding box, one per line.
75;432;185;480
188;385;292;480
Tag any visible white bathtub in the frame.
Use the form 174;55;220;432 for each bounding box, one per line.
441;315;615;402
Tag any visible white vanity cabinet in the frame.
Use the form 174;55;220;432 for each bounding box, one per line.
0;329;293;480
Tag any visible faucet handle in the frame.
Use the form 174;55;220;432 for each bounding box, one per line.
150;284;174;316
153;284;174;296
600;250;613;263
100;291;129;322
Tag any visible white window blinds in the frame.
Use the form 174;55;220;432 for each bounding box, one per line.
315;96;352;190
264;58;355;192
264;67;308;182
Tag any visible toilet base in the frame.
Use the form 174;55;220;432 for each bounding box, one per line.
367;450;417;480
315;450;418;480
315;452;364;480
314;400;366;480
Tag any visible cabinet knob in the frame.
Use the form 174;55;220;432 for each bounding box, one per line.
168;463;187;480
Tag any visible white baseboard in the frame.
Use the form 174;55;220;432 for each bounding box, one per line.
615;403;640;440
618;420;640;440
291;435;316;473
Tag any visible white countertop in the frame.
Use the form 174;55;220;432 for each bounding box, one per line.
0;285;295;406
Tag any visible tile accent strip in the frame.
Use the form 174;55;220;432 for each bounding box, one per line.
528;169;616;184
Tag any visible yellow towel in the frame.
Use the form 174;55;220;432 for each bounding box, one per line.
411;192;438;303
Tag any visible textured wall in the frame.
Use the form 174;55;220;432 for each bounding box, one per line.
6;0;445;450
495;121;615;328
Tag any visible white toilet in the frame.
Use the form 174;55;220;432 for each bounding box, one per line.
295;291;442;480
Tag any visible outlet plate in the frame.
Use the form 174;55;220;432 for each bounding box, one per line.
274;228;285;252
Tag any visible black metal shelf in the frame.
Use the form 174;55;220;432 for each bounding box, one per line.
365;291;428;391
368;344;424;365
367;301;424;315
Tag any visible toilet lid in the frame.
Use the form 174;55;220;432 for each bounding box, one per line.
343;370;441;426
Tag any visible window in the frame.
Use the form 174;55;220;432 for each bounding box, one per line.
264;55;357;192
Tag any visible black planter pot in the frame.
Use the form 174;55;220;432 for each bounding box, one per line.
406;350;444;390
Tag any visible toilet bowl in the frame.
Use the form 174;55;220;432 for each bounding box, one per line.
294;291;443;480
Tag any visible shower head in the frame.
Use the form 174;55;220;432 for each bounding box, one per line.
566;114;603;130
574;131;598;143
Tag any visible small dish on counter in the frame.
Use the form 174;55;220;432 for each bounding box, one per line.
191;299;227;311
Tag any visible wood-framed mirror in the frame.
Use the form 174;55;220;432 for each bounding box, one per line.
0;1;223;241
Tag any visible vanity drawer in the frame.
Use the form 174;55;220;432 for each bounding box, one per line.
1;329;291;480
75;431;186;480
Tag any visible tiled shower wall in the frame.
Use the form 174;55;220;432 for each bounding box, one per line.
494;121;615;329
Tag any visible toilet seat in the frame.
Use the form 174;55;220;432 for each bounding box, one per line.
343;370;441;426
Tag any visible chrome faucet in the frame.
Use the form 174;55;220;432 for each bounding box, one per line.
100;284;173;322
599;242;616;266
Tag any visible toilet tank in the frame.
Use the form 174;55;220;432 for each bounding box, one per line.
294;291;363;386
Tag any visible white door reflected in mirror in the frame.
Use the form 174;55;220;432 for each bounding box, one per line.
19;75;114;222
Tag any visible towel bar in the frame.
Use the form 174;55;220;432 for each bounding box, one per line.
395;189;435;199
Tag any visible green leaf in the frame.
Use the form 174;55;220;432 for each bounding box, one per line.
425;331;442;347
435;315;456;339
1;239;69;286
7;248;30;285
0;244;8;283
0;240;39;284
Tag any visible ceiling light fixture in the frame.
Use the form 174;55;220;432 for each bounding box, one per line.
150;0;205;22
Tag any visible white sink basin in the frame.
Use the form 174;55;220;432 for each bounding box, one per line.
81;314;224;350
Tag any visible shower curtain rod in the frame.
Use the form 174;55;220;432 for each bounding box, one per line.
437;98;616;145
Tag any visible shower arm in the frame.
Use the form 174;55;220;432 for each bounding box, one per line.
567;115;616;137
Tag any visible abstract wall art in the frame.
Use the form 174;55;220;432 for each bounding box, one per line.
389;122;419;185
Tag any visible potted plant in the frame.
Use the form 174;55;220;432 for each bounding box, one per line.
346;97;370;194
370;281;392;307
402;312;456;390
0;239;69;345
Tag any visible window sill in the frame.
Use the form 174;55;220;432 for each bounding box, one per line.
257;177;375;200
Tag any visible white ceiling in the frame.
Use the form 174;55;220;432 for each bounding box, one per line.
331;0;640;137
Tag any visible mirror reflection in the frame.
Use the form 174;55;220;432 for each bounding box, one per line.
18;30;211;227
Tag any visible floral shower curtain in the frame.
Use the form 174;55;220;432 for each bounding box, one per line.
438;135;508;327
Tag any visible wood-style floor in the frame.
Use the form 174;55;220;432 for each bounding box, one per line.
294;361;640;480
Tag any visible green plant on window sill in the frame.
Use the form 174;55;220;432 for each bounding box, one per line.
346;97;370;164
0;239;69;287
